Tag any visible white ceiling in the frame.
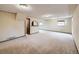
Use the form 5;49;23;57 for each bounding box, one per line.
0;4;77;19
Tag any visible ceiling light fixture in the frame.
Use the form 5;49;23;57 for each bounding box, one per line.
39;23;43;25
19;4;29;8
16;4;32;11
42;14;53;18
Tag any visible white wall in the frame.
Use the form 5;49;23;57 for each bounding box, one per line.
39;18;72;33
30;17;39;34
0;11;39;41
0;11;26;41
72;5;79;51
16;13;26;36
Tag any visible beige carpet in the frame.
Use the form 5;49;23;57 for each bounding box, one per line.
0;30;77;54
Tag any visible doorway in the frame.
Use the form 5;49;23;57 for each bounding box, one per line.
24;18;30;35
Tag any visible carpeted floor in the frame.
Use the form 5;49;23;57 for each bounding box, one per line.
0;30;78;54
